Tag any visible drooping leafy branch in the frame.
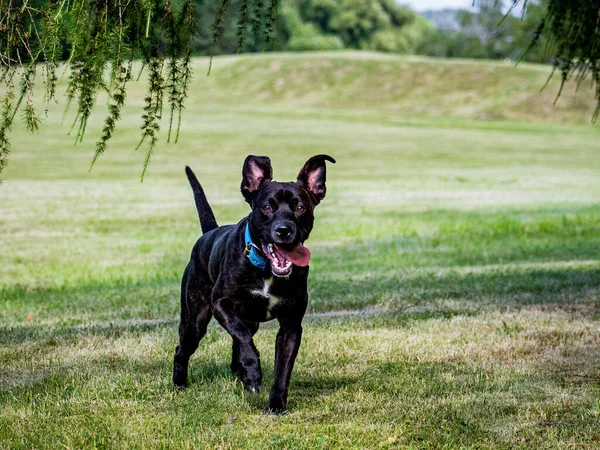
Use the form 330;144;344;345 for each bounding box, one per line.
543;0;600;121
0;0;283;180
0;0;196;180
511;0;600;120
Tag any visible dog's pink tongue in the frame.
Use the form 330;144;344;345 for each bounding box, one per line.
279;244;311;267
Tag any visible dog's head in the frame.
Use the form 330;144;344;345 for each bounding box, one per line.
241;154;336;277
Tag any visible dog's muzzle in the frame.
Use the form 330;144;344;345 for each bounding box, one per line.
262;242;311;277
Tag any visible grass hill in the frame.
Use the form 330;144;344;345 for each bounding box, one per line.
192;52;596;124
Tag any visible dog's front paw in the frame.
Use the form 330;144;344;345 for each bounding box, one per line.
242;376;262;394
240;366;262;393
173;353;190;389
173;373;188;390
266;391;287;414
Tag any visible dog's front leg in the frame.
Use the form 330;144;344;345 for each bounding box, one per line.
267;321;303;413
212;298;262;392
231;321;260;375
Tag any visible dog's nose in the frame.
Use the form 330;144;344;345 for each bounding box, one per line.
274;223;294;240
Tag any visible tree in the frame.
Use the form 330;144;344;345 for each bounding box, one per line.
290;0;417;51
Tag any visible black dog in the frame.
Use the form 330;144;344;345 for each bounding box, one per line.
173;154;335;412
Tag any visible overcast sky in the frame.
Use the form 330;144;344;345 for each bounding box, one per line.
400;0;476;11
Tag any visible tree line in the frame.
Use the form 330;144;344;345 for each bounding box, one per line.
199;0;550;63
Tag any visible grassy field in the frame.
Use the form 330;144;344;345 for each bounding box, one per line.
1;52;600;448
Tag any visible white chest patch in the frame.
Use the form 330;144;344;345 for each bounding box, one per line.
250;278;282;319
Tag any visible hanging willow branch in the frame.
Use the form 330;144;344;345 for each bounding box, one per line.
543;0;600;122
510;0;600;121
264;0;278;47
0;0;197;181
0;0;280;181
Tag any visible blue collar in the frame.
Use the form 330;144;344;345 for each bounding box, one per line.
244;223;268;270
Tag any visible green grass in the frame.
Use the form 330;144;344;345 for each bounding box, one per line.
1;52;600;448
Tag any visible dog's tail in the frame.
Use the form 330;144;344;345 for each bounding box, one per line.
185;166;218;234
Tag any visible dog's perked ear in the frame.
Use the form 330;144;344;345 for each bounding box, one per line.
241;155;273;203
296;154;336;205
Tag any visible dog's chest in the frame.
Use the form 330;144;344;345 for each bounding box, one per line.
249;277;282;320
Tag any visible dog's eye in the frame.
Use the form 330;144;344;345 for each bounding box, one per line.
262;204;272;213
296;205;306;214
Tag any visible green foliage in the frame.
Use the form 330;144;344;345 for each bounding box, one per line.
536;0;600;121
286;26;344;51
209;0;233;73
92;62;132;170
281;3;343;51
192;0;282;57
372;14;436;53
284;0;417;51
0;0;197;181
327;0;390;49
0;80;14;175
236;0;251;50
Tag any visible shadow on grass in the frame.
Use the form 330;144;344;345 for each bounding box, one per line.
0;317;178;346
1;263;598;347
312;263;600;315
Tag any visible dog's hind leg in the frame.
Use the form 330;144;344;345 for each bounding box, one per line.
172;306;212;388
231;321;260;375
173;273;213;389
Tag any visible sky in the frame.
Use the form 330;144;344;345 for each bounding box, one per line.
400;0;476;12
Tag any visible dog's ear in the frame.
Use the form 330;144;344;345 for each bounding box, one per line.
296;154;336;205
241;155;273;203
